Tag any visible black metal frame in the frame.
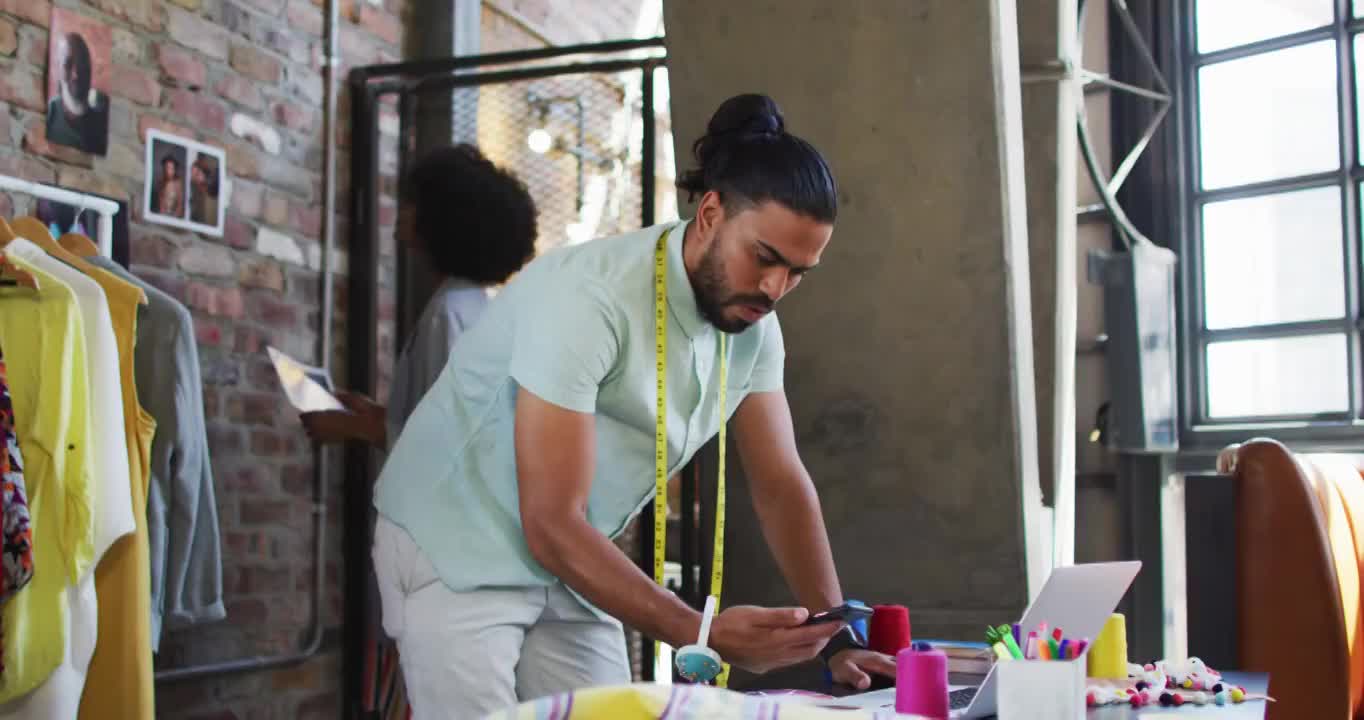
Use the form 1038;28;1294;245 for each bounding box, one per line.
1171;0;1364;449
347;38;696;710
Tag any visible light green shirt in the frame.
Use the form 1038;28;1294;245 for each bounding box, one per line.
373;220;785;599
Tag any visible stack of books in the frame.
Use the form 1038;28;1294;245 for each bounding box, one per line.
920;640;994;676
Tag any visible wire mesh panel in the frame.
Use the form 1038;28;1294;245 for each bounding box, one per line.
411;66;677;254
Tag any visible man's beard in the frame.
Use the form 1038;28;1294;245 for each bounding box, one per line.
691;241;774;334
61;81;88;116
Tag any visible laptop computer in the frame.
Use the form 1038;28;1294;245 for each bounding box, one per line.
813;561;1142;718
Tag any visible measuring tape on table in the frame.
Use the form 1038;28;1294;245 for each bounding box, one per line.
653;225;730;687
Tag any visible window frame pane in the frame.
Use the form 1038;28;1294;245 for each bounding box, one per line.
1175;0;1364;445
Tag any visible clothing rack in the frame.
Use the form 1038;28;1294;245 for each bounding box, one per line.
0;173;118;258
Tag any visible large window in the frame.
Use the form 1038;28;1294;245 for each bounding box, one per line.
1180;1;1364;438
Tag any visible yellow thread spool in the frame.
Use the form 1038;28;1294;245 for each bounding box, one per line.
1087;613;1128;679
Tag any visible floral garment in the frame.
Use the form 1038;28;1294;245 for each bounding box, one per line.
0;345;32;604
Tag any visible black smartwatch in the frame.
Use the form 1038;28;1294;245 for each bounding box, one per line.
819;624;866;664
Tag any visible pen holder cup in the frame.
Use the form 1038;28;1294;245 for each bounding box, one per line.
995;659;1086;720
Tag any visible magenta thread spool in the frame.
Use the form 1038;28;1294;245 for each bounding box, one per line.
896;645;949;718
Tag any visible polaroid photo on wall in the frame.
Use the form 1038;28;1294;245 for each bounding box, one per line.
143;129;227;237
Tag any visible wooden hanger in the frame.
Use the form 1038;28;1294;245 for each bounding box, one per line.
0;218;15;244
8;216;147;305
0;255;39;290
58;232;100;258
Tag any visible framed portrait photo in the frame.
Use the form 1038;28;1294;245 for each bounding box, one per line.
47;7;111;156
143;129;227;237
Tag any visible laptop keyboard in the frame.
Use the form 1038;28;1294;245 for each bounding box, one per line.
949;687;979;710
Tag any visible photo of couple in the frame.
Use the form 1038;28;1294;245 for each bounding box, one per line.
144;130;226;235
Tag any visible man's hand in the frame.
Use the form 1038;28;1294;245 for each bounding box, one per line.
827;649;897;691
300;390;387;447
708;606;842;675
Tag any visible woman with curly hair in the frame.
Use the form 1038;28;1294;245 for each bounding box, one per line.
302;144;537;448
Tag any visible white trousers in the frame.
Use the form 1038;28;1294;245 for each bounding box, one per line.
373;516;631;720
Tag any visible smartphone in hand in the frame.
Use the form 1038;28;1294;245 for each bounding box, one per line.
802;601;873;626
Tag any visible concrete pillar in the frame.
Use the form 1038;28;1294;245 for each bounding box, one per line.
662;0;1043;687
1020;0;1079;570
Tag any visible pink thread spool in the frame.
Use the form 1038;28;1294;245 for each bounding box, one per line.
896;646;949;719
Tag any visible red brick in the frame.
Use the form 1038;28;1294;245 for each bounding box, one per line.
168;8;227;60
106;142;143;181
339;25;378;66
202;385;219;418
226;141;261;180
245;356;278;391
286;0;322;36
359;5;402;46
241;496;289;524
21;121;94;167
216;73;264;111
135;268;187;303
186;282;245;319
207;424;244;454
230;43;282;84
84;0;163;32
168;89;226;134
224;215;253;250
263;192;288;227
227;391;279;426
0;69;43;113
250;428;289;456
224;598;268;625
241;566;291;594
130;232;178;268
250;293;299;328
290;202;322;239
108;63;162;107
179;241;236;277
19;25;46;66
239;259;285;291
195;319;224;347
271;99;312;133
0;18;16;56
223;465;271;493
232;181;262;219
235;327;266;354
224;531;269;561
0;0;50;26
0;153;55;186
139;113;196;143
157;44;206;87
280;464;311;497
0;194;11;219
57;167;127;202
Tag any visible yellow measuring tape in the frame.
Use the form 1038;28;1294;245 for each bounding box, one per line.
653;226;730;686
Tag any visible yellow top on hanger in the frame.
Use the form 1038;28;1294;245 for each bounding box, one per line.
0;255;95;702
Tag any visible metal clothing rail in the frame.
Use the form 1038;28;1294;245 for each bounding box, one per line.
0;173;120;257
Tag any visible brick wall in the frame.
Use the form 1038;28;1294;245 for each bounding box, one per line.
0;0;405;717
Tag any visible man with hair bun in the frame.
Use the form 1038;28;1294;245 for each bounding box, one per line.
373;94;892;718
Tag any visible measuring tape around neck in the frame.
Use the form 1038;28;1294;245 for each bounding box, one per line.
654;225;730;686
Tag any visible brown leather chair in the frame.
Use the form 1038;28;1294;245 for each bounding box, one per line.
1220;439;1361;719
